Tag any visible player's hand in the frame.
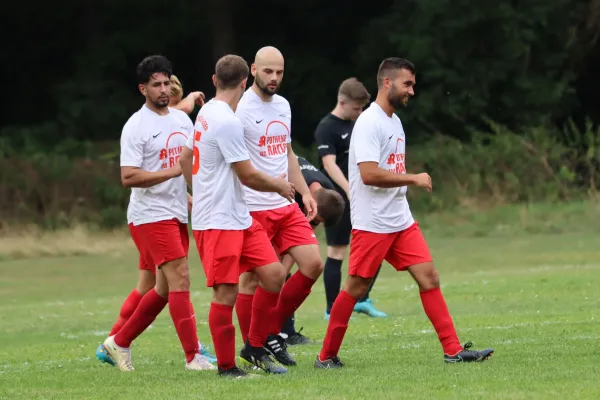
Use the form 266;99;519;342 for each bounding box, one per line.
187;193;193;212
414;173;432;192
190;91;205;107
302;193;318;222
275;173;295;203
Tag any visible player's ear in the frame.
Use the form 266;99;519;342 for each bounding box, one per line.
241;78;248;91
251;63;257;77
212;74;217;88
138;83;146;96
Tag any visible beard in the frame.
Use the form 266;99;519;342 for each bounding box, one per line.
151;95;170;108
388;85;408;109
256;75;279;96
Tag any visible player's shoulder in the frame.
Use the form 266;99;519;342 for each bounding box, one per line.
122;106;146;135
272;94;290;109
168;107;191;121
237;89;259;109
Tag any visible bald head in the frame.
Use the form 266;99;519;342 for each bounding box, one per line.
254;46;284;67
251;46;285;98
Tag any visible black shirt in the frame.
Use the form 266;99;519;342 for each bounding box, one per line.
314;113;354;182
296;156;334;212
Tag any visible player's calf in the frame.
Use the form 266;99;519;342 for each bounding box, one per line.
343;275;373;300
161;257;203;364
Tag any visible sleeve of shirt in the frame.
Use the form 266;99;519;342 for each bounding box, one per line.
286;103;292;144
185;130;194;150
216;117;251;164
315;119;337;158
353;115;381;164
120;118;144;168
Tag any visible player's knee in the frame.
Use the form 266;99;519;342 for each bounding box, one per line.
417;263;440;291
259;263;286;292
299;256;324;280
344;275;372;300
213;284;238;306
240;272;259;294
163;258;190;291
327;246;346;260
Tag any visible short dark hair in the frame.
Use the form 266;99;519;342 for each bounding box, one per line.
215;55;249;90
136;55;173;84
377;58;415;87
315;188;345;227
338;78;371;103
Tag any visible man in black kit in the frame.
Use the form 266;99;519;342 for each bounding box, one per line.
279;155;345;344
315;78;387;319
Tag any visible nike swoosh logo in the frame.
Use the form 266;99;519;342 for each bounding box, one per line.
256;119;263;124
388;135;393;141
341;133;349;139
153;132;162;138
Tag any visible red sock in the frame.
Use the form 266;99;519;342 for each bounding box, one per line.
271;271;315;335
209;302;236;370
190;302;198;331
109;289;143;336
169;291;200;362
319;290;356;360
235;293;254;344
248;286;279;348
114;289;167;348
420;287;463;355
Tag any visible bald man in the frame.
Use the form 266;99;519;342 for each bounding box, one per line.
234;46;323;368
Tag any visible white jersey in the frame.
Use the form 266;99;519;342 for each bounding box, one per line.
236;88;292;212
186;99;252;231
120;105;192;226
348;102;414;233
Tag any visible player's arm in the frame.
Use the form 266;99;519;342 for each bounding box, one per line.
232;161;293;202
315;123;349;195
172;91;205;114
354;119;431;191
179;146;193;189
322;155;349;196
287;145;318;221
120;121;181;188
358;162;430;190
287;146;311;197
219;119;295;202
121;166;182;188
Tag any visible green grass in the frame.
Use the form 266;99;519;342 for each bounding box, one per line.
1;203;599;399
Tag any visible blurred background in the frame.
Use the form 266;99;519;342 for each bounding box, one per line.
1;0;599;232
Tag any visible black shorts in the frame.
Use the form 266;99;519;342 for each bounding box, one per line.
324;190;351;246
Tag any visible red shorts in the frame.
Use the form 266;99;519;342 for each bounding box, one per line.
348;222;432;278
193;218;279;287
250;204;318;254
128;219;189;274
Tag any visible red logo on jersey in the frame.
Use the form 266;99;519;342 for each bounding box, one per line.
387;138;406;174
197;115;209;131
257;121;289;157
158;132;187;170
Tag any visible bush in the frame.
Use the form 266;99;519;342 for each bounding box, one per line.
0;121;598;231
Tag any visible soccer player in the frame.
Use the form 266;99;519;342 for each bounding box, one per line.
279;155;345;344
99;55;215;372
315;58;494;369
234;46;324;367
96;68;217;367
315;78;387;319
169;74;205;114
179;54;296;377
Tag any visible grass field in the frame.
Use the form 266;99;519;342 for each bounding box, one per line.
1;202;599;399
